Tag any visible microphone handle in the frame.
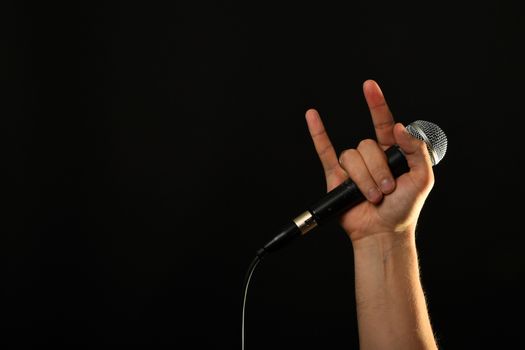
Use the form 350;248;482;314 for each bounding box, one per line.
257;145;409;257
310;145;409;224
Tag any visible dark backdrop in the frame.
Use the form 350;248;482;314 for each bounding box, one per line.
3;1;524;349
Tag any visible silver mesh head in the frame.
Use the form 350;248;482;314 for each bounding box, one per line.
406;120;448;166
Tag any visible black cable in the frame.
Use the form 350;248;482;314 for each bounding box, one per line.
241;254;262;350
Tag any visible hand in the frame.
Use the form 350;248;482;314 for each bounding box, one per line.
305;80;435;242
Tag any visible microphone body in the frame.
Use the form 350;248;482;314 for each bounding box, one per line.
257;145;409;257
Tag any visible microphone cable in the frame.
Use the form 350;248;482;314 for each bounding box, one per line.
241;254;262;350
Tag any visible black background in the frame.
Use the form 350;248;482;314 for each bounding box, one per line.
3;1;524;349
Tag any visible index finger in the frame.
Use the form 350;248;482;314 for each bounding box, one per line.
363;80;396;149
305;109;339;177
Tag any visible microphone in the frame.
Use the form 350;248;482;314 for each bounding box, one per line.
256;120;448;258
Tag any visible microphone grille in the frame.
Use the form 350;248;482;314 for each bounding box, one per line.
406;120;448;166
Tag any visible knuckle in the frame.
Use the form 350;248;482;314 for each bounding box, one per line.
339;148;358;164
375;169;392;181
357;138;377;150
421;170;435;189
416;140;428;153
416;142;434;164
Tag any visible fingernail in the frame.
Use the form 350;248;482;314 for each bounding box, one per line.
368;187;382;202
380;178;394;193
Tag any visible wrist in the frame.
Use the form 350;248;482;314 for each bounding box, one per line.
351;230;420;274
351;228;416;254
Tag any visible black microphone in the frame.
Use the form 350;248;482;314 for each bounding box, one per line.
256;120;448;258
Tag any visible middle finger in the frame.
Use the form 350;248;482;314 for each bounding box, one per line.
357;139;396;194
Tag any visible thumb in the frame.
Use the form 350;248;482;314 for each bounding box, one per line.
393;122;434;186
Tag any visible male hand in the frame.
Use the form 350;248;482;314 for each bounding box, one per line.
305;80;435;242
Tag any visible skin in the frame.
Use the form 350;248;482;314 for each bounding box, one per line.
305;80;438;350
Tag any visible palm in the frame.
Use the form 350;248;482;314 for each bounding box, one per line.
328;169;422;241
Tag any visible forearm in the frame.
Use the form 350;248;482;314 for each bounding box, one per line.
352;231;437;350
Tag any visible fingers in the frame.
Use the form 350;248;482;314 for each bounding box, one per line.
305;109;340;177
357;139;396;194
339;139;395;204
363;80;396;148
393;123;434;190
